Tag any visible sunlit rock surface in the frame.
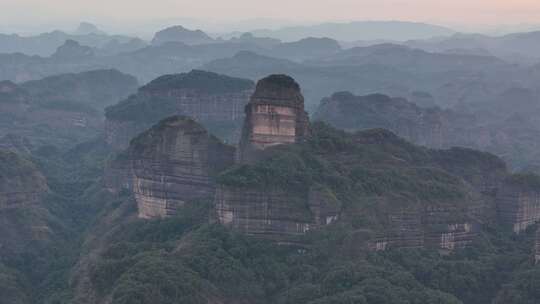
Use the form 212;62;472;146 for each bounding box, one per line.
239;74;310;162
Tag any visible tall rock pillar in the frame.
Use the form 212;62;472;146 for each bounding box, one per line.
238;75;309;162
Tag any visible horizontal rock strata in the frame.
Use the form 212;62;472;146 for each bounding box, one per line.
496;175;540;233
108;116;235;219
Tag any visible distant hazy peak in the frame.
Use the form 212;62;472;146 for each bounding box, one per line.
51;39;94;60
151;25;214;46
74;22;106;36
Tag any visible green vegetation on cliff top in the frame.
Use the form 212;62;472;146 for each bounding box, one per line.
105;70;254;123
219;123;494;209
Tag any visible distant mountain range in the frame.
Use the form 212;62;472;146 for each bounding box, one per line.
0;23;144;57
406;31;540;64
251;21;456;42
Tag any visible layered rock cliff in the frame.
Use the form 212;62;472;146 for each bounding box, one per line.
214;186;340;244
238;74;310;162
496;174;540;233
105;70;254;149
109;116;235;219
217;119;494;249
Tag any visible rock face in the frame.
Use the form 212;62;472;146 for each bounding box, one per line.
105;70;254;150
216;117;498;249
368;206;480;252
112;116;235;219
214;186;340;244
496;174;540;233
238;75;310;162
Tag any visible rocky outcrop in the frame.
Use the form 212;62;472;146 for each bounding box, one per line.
214;186;340;244
496;174;540;233
369;209;479;252
110;116;235;219
238;74;310;162
105;70;254;150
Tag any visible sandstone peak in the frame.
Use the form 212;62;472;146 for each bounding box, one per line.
239;74;310;162
118;115;235;219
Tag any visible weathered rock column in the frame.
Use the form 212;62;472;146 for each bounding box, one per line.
238;74;310;163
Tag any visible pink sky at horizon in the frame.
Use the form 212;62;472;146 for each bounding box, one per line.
2;0;540;30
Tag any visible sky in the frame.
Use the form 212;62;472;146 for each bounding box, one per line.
2;0;540;34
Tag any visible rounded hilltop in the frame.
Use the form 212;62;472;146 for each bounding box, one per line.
251;74;304;108
140;69;254;95
129;115;209;150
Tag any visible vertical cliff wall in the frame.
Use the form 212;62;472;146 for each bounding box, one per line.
105;70;254;150
238;74;310;163
496;174;540;233
111;116;235;219
214;186;340;244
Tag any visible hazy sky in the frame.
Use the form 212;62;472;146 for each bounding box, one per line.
2;0;540;33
